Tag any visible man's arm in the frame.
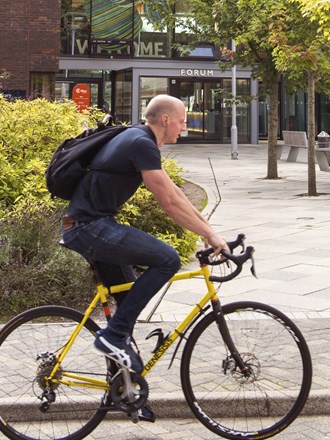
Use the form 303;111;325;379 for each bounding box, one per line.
142;169;229;255
172;181;209;224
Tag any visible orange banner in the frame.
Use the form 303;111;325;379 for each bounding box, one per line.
72;84;91;112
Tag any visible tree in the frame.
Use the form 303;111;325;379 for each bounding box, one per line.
270;2;330;195
145;0;330;185
293;0;330;41
146;0;286;178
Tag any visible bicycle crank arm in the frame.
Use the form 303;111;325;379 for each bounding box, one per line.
122;368;139;423
110;368;149;422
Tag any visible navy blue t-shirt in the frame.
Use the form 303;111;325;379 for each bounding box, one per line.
67;126;161;221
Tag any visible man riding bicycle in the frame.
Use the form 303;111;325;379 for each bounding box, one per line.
61;94;229;373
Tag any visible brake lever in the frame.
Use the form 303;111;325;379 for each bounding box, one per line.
250;254;257;278
227;233;246;253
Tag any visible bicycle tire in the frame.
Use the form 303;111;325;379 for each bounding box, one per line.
0;305;110;440
181;301;312;439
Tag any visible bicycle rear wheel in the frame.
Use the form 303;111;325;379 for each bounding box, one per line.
0;306;110;440
181;301;312;439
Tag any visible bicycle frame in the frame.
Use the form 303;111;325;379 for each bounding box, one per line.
1;235;312;440
47;264;220;390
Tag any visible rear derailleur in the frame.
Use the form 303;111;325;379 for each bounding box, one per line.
35;351;60;412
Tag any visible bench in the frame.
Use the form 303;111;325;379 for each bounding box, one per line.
315;146;330;172
277;131;308;162
277;130;330;172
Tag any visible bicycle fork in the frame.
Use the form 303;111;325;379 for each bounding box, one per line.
212;299;249;375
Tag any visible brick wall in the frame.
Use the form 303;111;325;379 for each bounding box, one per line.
0;0;61;96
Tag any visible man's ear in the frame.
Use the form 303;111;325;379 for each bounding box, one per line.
161;114;169;126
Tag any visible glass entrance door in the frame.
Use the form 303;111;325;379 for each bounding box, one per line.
177;79;250;142
204;82;222;141
180;81;204;139
179;80;222;141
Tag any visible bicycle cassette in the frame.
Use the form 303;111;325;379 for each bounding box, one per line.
110;371;149;413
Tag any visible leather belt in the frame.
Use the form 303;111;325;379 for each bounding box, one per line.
62;215;77;231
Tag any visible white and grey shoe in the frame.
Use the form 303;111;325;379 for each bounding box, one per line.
94;332;144;373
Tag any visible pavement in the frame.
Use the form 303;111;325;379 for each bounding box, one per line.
74;415;330;439
1;143;330;439
132;142;330;438
145;142;330;323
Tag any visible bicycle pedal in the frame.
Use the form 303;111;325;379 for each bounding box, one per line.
137;404;156;423
130;410;139;424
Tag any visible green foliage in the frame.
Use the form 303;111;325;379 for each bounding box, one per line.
147;0;330;96
0;98;200;318
269;2;330;97
0;97;94;211
0;206;94;318
145;0;330;184
145;0;281;92
291;0;330;41
144;0;284;180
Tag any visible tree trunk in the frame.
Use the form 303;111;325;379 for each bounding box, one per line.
307;71;317;196
266;79;279;179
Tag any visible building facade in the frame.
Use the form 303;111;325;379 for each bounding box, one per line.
0;0;60;100
1;0;329;143
56;0;259;143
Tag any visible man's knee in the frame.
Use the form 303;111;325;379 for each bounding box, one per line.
162;247;181;274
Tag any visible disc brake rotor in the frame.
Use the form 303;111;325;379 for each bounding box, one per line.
36;352;62;390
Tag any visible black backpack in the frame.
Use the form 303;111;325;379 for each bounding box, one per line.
46;118;129;200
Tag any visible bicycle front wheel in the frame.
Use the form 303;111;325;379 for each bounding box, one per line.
0;306;109;440
181;301;312;439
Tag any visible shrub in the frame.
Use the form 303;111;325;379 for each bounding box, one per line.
0;206;95;318
0;98;202;318
0;97;102;212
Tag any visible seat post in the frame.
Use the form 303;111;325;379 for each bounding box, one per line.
89;261;103;286
89;262;112;323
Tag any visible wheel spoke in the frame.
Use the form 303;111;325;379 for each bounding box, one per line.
0;306;108;440
181;301;312;439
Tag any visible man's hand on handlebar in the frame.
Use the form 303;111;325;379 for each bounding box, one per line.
205;233;230;257
196;234;256;282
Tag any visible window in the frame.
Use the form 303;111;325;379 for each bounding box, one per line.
61;0;90;55
31;73;55;99
135;3;170;58
283;91;306;131
319;94;330;133
140;77;168;120
60;0;220;60
115;70;132;123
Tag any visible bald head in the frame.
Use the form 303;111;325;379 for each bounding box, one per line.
144;95;185;125
143;94;186;146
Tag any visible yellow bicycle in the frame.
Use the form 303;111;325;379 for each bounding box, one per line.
0;234;312;440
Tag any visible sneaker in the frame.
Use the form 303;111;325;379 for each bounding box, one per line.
137;404;156;423
94;332;144;373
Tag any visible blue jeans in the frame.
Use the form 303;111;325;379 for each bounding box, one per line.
61;216;181;335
